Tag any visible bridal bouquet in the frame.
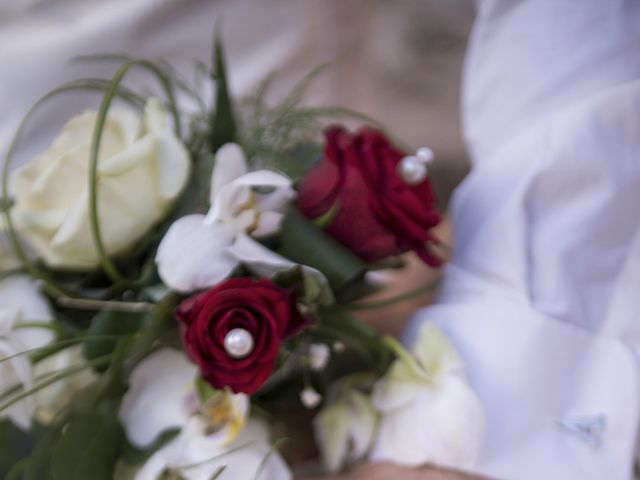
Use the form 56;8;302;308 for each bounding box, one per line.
0;35;484;479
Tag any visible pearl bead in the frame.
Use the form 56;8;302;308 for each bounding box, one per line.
224;328;254;359
398;155;428;185
300;387;322;409
416;147;435;163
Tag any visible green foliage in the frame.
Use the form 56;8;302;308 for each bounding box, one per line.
272;265;334;309
277;142;323;183
22;426;61;480
238;71;324;174
209;32;237;151
237;64;390;181
50;402;122;480
277;208;365;292
83;310;147;369
0;421;30;477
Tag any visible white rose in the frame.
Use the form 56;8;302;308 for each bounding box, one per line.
9;99;190;270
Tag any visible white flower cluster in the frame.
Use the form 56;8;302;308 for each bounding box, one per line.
313;324;485;474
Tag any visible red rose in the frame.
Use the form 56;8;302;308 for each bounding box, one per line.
297;126;441;266
175;278;309;394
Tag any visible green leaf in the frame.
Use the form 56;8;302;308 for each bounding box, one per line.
0;420;30;476
23;426;62;480
209;30;236;151
318;307;392;374
277;208;365;291
50;403;122;480
170;151;216;219
112;460;140;480
275;142;322;182
5;458;28;480
83;310;146;370
271;265;334;308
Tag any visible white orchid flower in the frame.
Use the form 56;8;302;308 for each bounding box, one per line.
368;323;485;470
120;348;247;448
119;349;291;480
0;274;54;430
136;417;291;480
156;143;296;293
119;349;201;448
314;388;378;473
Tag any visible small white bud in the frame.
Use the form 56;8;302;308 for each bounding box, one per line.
309;343;331;371
300;387;322;409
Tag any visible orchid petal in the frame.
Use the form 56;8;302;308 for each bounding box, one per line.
348;391;379;460
255;183;296;212
119;349;198;448
314;402;350;472
252;211;284;237
369;376;485;470
413;323;465;377
156;215;238;293
135;418;292;480
0;309;17;337
0;339;35;430
0;276;53;350
210;143;248;204
369;324;485;470
228;235;333;306
314;390;377;473
226;234;295;276
371;376;424;412
206;169;292;226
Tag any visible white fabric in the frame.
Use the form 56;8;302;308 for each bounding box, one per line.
406;1;640;479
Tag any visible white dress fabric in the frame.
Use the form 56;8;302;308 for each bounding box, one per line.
406;1;640;479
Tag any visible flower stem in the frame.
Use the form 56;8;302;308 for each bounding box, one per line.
123;292;180;376
88;59;182;288
55;296;155;313
341;278;440;311
0;334;127;366
0;354;112;414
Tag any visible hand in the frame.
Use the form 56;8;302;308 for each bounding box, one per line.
356;217;452;337
301;462;487;480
